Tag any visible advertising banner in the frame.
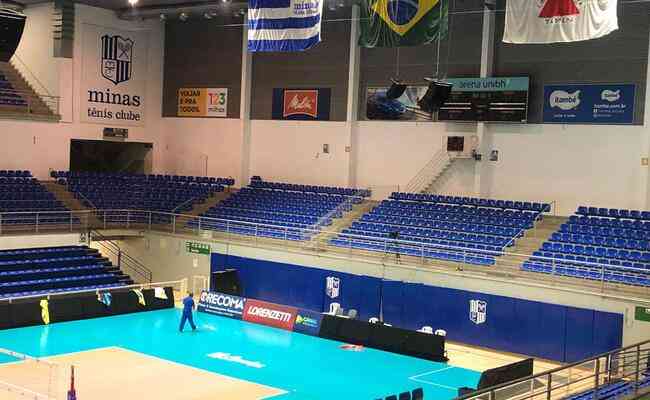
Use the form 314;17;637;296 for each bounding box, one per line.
177;88;227;117
242;299;298;331
272;88;331;120
80;24;148;126
197;291;246;319
542;84;635;124
293;308;323;336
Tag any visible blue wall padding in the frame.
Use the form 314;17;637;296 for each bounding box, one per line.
211;253;623;362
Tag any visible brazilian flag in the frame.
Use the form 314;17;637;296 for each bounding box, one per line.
358;0;448;47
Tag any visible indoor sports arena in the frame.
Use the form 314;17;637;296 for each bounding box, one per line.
0;0;649;399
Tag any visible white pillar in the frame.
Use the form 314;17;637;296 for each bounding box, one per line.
473;7;496;197
643;27;650;209
240;16;253;187
346;5;361;188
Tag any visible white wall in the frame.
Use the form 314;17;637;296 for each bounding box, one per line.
161;118;243;180
0;4;166;180
250;120;351;187
13;3;60;97
0;233;83;250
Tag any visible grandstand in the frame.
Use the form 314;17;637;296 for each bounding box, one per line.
0;1;649;400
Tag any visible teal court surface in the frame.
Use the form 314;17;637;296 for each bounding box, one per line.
0;308;480;400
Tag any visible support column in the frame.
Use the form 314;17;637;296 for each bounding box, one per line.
473;6;496;197
643;28;650;209
240;16;253;187
346;5;361;188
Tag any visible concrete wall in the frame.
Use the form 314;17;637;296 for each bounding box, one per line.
0;233;83;250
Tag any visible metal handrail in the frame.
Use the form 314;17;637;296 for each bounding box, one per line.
75;190;97;210
405;149;450;193
0;279;186;303
9;55;53;97
457;339;650;400
91;229;153;283
0;209;649;292
172;197;198;213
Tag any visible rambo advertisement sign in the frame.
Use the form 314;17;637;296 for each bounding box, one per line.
271;88;331;120
81;24;149;127
198;291;322;335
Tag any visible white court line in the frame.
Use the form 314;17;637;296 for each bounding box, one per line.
409;365;455;380
409;377;458;391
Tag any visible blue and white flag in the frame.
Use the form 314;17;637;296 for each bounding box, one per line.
248;0;324;52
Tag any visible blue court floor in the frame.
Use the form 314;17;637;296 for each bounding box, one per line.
0;309;480;400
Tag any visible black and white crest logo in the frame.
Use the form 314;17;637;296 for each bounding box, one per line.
101;35;134;85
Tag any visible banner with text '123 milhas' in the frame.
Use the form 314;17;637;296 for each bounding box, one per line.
81;24;149;127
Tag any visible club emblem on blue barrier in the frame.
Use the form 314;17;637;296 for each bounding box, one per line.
326;276;340;299
469;299;487;325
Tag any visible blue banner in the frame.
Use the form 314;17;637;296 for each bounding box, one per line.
197;291;246;319
543;84;636;125
272;88;331;120
293;308;323;336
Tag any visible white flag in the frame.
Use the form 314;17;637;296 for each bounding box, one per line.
503;0;619;44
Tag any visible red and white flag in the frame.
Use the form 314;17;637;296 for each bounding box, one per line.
503;0;619;44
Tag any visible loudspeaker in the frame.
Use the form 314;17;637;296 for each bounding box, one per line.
418;80;453;113
447;136;465;152
386;80;407;100
0;9;27;62
211;269;242;295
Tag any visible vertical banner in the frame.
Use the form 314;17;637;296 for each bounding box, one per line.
272;88;331;120
542;84;635;124
80;24;149;126
178;88;228;117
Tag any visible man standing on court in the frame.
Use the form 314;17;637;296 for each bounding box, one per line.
179;292;197;332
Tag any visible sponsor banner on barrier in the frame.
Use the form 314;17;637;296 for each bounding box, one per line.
293;308;323;336
197;291;246;319
243;299;298;331
542;84;635;124
271;88;331;120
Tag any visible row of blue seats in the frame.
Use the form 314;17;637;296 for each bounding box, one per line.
53;171;235;185
0;255;103;269
357;218;522;237
577;206;650;220
376;202;538;221
0;246;87;258
541;242;650;263
0;283;128;300
238;188;354;203
0;207;69;213
550;232;650;251
0;264;112;281
220;201;341;214
533;250;650;270
560;223;650;240
188;219;314;241
219;205;343;219
329;237;497;266
342;228;511;247
203;210;322;226
67;182;222;190
565;378;650;400
522;262;650;287
250;180;370;197
389;192;550;212
0;193;56;200
0;274;123;295
568;215;650;231
0;216;80;226
0;170;31;177
362;213;533;229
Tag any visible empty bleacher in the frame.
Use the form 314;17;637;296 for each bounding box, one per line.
52;172;234;223
193;181;370;240
524;206;650;287
0;72;27;108
330;193;550;266
0;245;134;299
563;377;650;400
0;170;75;227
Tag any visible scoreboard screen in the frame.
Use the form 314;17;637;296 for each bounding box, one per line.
438;77;530;123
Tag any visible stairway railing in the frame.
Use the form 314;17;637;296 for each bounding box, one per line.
404;150;451;193
90;229;152;283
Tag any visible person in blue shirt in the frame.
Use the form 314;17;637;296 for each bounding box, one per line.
179;292;197;332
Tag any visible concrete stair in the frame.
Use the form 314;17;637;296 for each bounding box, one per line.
0;62;59;120
308;200;379;247
496;215;567;270
42;181;102;227
422;158;454;193
184;189;235;217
